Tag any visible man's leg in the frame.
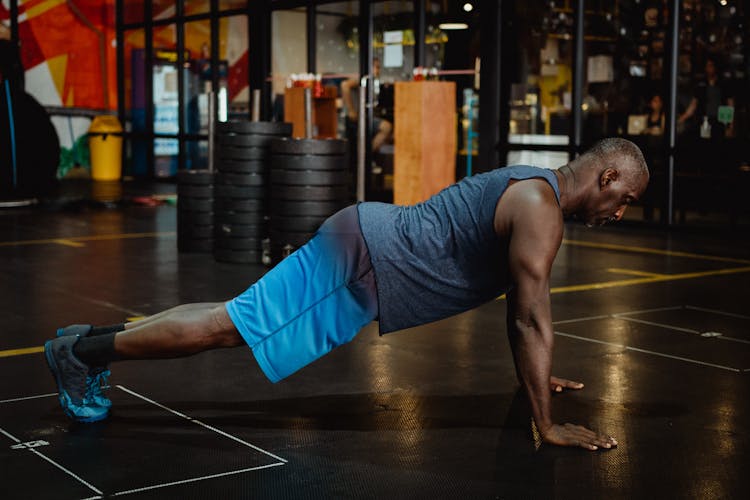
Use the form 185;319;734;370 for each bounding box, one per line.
45;303;243;423
59;302;223;336
114;304;242;359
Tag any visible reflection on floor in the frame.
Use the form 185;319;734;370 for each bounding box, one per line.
0;184;748;499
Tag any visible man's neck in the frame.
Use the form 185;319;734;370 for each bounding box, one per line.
555;164;583;217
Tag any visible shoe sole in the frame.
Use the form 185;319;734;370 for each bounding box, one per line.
44;341;109;424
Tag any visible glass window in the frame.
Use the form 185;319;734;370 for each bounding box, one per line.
220;0;247;11
185;140;209;170
271;8;307;121
184;1;210;17
316;2;359;76
153;24;179;178
424;1;481;177
219;15;250;118
123;28;147;176
315;2;360;178
372;1;414;82
123;1;145;25
184;20;213;134
671;0;748;226
506;1;572;146
153;0;176;21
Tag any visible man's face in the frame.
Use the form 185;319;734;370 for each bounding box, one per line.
581;168;647;227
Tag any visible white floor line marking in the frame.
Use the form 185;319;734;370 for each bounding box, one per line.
613;305;685;316
685;305;750;321
552;306;684;325
116;385;288;464
613;315;700;334
553;314;611;325
110;462;285;497
717;336;750;345
0;393;57;404
49;286;145;318
0;425;22;443
613;315;750;345
29;448;102;495
554;331;741;373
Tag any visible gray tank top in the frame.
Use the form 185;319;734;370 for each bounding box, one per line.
357;165;560;334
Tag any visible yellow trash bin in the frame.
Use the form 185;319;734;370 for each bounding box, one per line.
88;115;123;181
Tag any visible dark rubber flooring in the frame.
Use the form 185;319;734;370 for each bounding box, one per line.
1;183;749;499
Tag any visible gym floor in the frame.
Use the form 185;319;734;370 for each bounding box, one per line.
1;184;749;499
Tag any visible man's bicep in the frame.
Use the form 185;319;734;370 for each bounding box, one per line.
508;207;561;287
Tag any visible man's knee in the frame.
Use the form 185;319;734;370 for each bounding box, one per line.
208;305;244;348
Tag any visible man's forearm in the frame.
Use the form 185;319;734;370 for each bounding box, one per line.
512;322;555;432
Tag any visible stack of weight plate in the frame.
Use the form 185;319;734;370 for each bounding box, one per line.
269;138;350;263
214;121;292;264
177;169;215;253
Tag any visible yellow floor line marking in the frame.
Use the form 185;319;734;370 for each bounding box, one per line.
549;266;750;294
127;316;147;322
53;239;86;248
4;266;750;360
0;346;44;358
0;232;176;248
606;267;667;278
495;265;750;300
563;239;750;265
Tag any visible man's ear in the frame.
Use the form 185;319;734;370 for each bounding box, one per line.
600;168;619;189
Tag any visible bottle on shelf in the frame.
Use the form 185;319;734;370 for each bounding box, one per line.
700;115;711;139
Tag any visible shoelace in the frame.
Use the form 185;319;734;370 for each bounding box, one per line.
85;369;111;403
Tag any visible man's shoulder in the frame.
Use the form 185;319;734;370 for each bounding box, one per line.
494;176;563;238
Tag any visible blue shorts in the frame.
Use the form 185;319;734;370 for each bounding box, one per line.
226;205;378;382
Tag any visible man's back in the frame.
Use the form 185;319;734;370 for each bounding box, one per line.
358;165;560;333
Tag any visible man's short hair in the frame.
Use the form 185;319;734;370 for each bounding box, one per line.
584;138;649;180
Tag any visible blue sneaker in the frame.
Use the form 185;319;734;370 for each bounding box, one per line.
56;324;112;409
44;336;110;423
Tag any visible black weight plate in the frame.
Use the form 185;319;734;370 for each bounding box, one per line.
269;230;315;248
271;215;327;233
215;211;266;225
178;238;213;253
177;169;215;185
214;197;264;212
217;121;292;136
215;235;263;250
271;138;348;155
269;245;300;264
271;169;351;186
271;200;346;217
217;172;265;186
178;184;214;198
216;223;265;238
217;159;266;174
178;224;214;239
178;197;214;211
214;248;263;264
271;185;349;200
215;184;265;199
178;211;214;225
219;146;267;161
271;154;347;171
219;134;276;148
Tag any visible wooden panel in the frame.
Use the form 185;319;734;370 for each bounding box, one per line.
283;86;339;139
393;81;456;206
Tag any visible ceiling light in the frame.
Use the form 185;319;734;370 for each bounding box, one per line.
463;3;473;12
439;23;469;30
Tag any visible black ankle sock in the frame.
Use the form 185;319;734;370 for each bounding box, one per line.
73;333;119;367
90;323;126;336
